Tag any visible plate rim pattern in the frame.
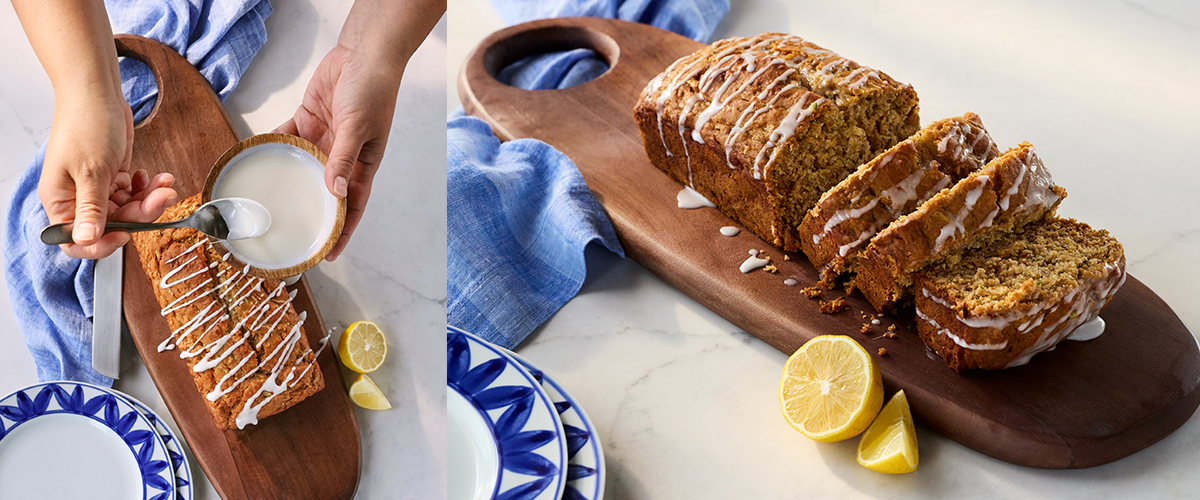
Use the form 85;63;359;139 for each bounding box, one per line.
0;381;175;500
503;349;606;500
107;387;193;500
447;325;568;500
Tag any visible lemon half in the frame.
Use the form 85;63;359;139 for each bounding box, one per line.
779;335;883;442
337;320;387;373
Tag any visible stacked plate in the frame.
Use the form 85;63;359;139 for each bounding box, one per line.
447;326;605;500
0;381;192;500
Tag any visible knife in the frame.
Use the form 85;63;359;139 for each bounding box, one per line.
93;247;123;379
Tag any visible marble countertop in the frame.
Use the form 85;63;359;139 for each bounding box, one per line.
449;0;1200;498
0;2;446;498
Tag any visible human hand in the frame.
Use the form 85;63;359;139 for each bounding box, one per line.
38;92;178;259
275;44;403;261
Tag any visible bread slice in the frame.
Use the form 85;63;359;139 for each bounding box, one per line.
132;195;325;430
912;217;1125;372
798;113;998;285
855;142;1067;311
634;33;919;251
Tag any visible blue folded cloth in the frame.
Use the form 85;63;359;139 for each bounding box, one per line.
3;0;272;386
447;0;729;349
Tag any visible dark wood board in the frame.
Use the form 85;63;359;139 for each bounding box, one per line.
115;35;361;499
457;18;1200;469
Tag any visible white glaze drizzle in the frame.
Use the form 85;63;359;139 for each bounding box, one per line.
934;175;989;252
754;94;824;178
1067;317;1105;341
1013;148;1060;213
720;226;741;236
809;144;950;260
1006;262;1125;367
916;306;1008;350
650;34;875;184
740;249;770;273
677;186;716;209
153;239;319;429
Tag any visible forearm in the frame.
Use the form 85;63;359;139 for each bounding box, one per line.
339;0;446;74
12;0;122;106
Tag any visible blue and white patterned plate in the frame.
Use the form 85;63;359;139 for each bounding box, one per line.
447;326;568;500
0;381;176;500
108;388;193;500
503;350;606;500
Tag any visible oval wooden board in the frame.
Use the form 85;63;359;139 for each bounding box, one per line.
457;18;1200;469
115;35;361;499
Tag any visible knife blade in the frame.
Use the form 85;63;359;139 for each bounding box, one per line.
92;247;123;379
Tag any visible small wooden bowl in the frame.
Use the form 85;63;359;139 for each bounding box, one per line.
202;134;346;279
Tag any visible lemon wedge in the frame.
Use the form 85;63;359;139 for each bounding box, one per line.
779;335;883;442
857;390;918;473
337;320;387;373
349;374;392;410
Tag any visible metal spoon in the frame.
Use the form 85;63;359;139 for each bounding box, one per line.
40;198;272;245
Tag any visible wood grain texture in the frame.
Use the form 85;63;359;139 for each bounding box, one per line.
458;18;1200;469
115;35;361;499
201;133;347;279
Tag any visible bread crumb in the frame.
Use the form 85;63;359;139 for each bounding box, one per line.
783;255;791;261
860;323;872;334
819;297;846;314
887;324;897;332
802;287;821;299
884;332;897;339
878;348;888;356
764;264;778;273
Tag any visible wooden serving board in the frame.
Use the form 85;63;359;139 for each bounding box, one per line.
115;35;361;499
458;18;1200;469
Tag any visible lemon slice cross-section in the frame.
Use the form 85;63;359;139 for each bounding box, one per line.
778;335;883;442
338;320;388;373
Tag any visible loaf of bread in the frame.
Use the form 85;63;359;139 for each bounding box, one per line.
798;113;998;285
855;142;1067;311
912;217;1125;372
132;195;325;430
634;33;919;251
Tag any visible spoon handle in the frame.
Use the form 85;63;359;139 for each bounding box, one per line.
39;220;188;245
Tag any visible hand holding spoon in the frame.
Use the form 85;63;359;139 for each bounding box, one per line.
40;198;272;245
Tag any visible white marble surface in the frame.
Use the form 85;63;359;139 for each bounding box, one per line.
0;1;446;498
449;0;1200;498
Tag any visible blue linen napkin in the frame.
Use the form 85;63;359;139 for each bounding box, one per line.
447;0;729;349
3;0;272;386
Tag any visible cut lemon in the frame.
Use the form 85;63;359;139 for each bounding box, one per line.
857;390;918;474
337;320;387;373
349;374;392;410
779;335;883;442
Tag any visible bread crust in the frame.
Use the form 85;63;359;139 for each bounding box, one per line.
798;113;998;285
634;33;919;251
132;195;324;430
911;218;1126;372
856;142;1067;311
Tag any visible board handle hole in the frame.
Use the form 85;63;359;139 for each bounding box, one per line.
117;57;159;126
482;25;620;89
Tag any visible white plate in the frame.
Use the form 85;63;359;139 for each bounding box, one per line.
0;381;175;500
447;326;568;500
504;350;606;500
108;388;193;500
